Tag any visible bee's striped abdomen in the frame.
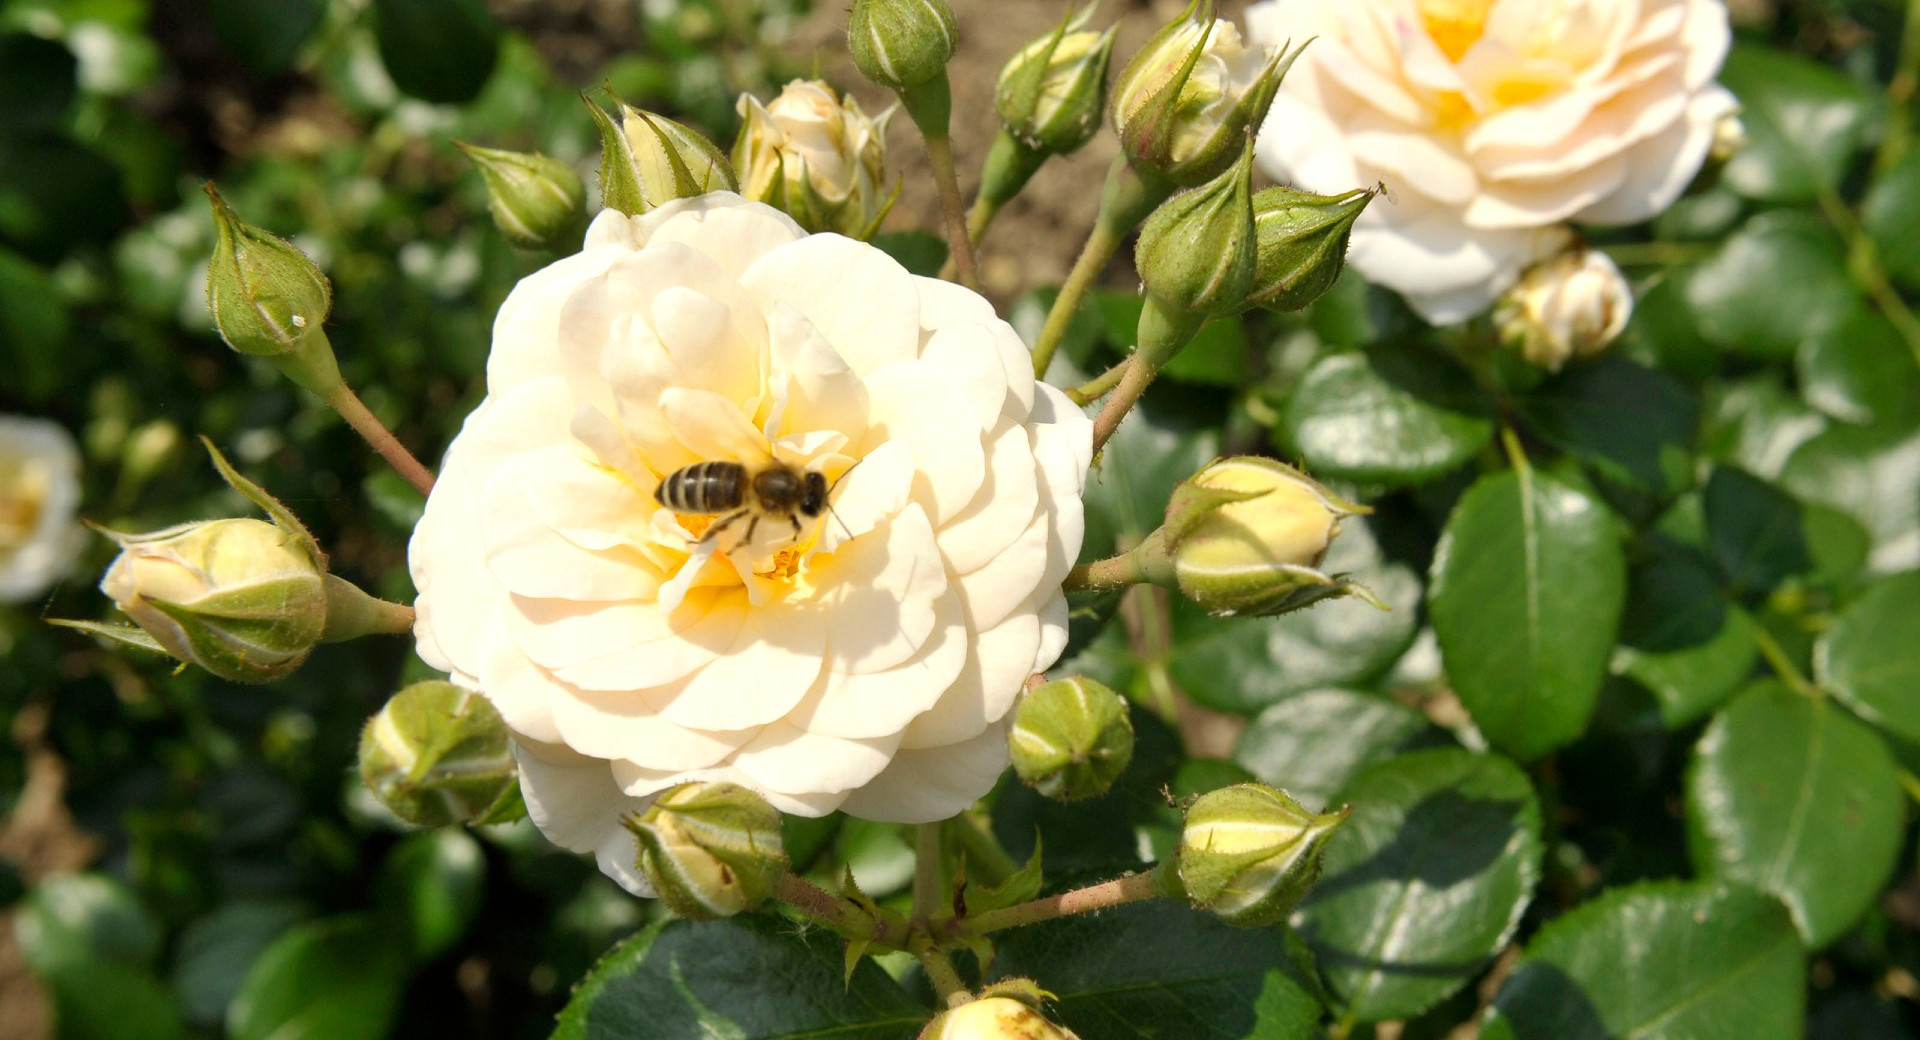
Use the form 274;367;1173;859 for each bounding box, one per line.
655;461;748;515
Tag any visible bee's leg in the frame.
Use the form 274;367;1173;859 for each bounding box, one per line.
742;514;761;548
699;509;749;546
789;516;804;542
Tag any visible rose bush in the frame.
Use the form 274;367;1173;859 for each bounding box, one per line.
1248;0;1736;323
408;193;1090;893
0;415;82;603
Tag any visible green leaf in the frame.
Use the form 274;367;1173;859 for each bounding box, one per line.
1079;384;1222;558
1482;881;1804;1040
207;0;325;76
226;916;408;1040
0;33;76;132
170;900;312;1027
1703;467;1814;594
1701;375;1830;480
1781;421;1920;573
0;133;127;263
1169;517;1421;714
992;900;1323;1040
1687;682;1904;946
1685;211;1859;360
15;873;161;976
1516;357;1697;501
1862;147;1920;289
1719;44;1875;204
1796;308;1920;427
0;246;68;401
871;231;947;277
553;916;926;1040
1818;571;1920;742
1089;290;1250;386
1234;689;1439;811
43;959;193;1040
1296;748;1541;1023
371;0;501;105
1279;345;1496;487
375;829;485;966
1611;538;1757;728
1429;469;1627;761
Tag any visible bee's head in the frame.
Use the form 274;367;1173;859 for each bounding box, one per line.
800;471;829;516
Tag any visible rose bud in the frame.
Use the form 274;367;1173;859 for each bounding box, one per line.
1494;245;1633;372
1010;677;1134;803
203;184;341;396
626;782;788;920
587;97;737;217
996;3;1116;158
453;141;585;252
1135;140;1257;323
1245;185;1374;312
359;680;519;828
1173;783;1348;927
848;0;957;93
734;80;898;240
920;997;1082;1040
1110;1;1304;187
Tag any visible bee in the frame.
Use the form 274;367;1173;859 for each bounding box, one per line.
654;459;836;549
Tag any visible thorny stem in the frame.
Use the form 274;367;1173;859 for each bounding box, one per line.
915;941;974;1008
1064;551;1150;593
1031;159;1169;379
773;873;912;948
323;383;437;496
1067;357;1132;405
939;196;1003;282
953;871;1164;936
1090;351;1160;454
923;130;980;290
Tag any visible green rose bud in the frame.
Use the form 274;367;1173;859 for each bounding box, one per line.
1246;185;1374;312
1494;245;1633;372
1010;677;1134;802
734;80;898;239
920;997;1082;1040
203;184;341;396
1174;783;1348;927
848;0;957;92
588;96;737;217
996;3;1116;158
1134;140;1257;322
627;782;788;920
358;680;519;828
453;142;585;252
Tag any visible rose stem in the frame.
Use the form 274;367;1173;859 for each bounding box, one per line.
1029;158;1168;379
914;940;974;1008
1063;551;1149;593
322;383;437;496
1089;350;1159;453
923;131;981;290
772;873;911;946
1066;357;1131;405
951;870;1164;936
911;821;945;923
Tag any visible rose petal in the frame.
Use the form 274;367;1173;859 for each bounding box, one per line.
788;589;969;739
837;719;1014;823
513;740;657;897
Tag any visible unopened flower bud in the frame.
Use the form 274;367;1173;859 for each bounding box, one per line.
1246;185;1373;312
1710;110;1747;165
1010;677;1134;802
626;782;787;920
735;80;897;239
848;0;957;92
1144;456;1374;618
99;518;327;683
1135;142;1256;322
1111;2;1302;186
358;680;518;827
920;997;1082;1040
996;4;1115;158
453;142;585;251
1174;783;1348;927
203;185;341;396
588;97;737;217
1495;245;1633;372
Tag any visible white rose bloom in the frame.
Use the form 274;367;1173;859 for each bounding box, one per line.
1248;0;1737;324
0;416;83;603
408;193;1090;894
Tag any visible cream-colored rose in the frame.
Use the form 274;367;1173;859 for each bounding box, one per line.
1249;0;1736;324
1113;16;1271;171
0;416;82;603
734;80;895;239
408;194;1089;894
1495;244;1633;370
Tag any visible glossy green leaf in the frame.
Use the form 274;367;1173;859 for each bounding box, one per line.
171;900;312;1027
1297;748;1541;1023
1862;147;1920;289
1279;345;1496;487
1429;469;1627;761
15;873;160;975
1685;211;1859;360
1621;275;1718;383
992;900;1323;1040
372;0;501;105
1796;308;1920;427
1234;689;1439;811
1483;881;1804;1040
376;829;485;966
1818;571;1920;742
553;916;926;1040
1703;467;1814;593
227;916;407;1040
1611;537;1757;728
1170;517;1421;713
1701;375;1830;480
1517;357;1697;500
1782;421;1920;574
0;33;77;132
1687;682;1904;945
207;0;324;76
1719;44;1874;203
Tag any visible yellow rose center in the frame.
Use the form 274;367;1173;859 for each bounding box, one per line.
1419;0;1494;63
0;457;49;560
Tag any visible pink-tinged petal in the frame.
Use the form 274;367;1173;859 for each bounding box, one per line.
766;302;870;438
513;739;658;897
936;426;1042;575
813;505;948;674
856;361;987;525
739;234;922;374
729;720;903;796
837;720;1014;823
547;681;745;770
900;607;1040;750
620;192;808;277
486;246;625;393
654;600;827;729
789;590;968;739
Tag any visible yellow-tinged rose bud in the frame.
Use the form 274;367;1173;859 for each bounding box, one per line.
1246;185;1374;312
359;680;520;827
734;80;898;240
98;518;326;683
203;184;342;396
1111;1;1304;186
919;997;1082;1040
1173;783;1348;927
1134;140;1257;322
848;0;957;92
626;782;787;920
453;141;586;251
995;4;1115;158
586;96;737;217
1010;677;1134;803
1494;245;1633;372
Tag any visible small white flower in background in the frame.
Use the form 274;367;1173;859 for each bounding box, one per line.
1496;244;1634;370
0;416;82;604
408;193;1089;895
1248;0;1736;324
735;80;896;239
